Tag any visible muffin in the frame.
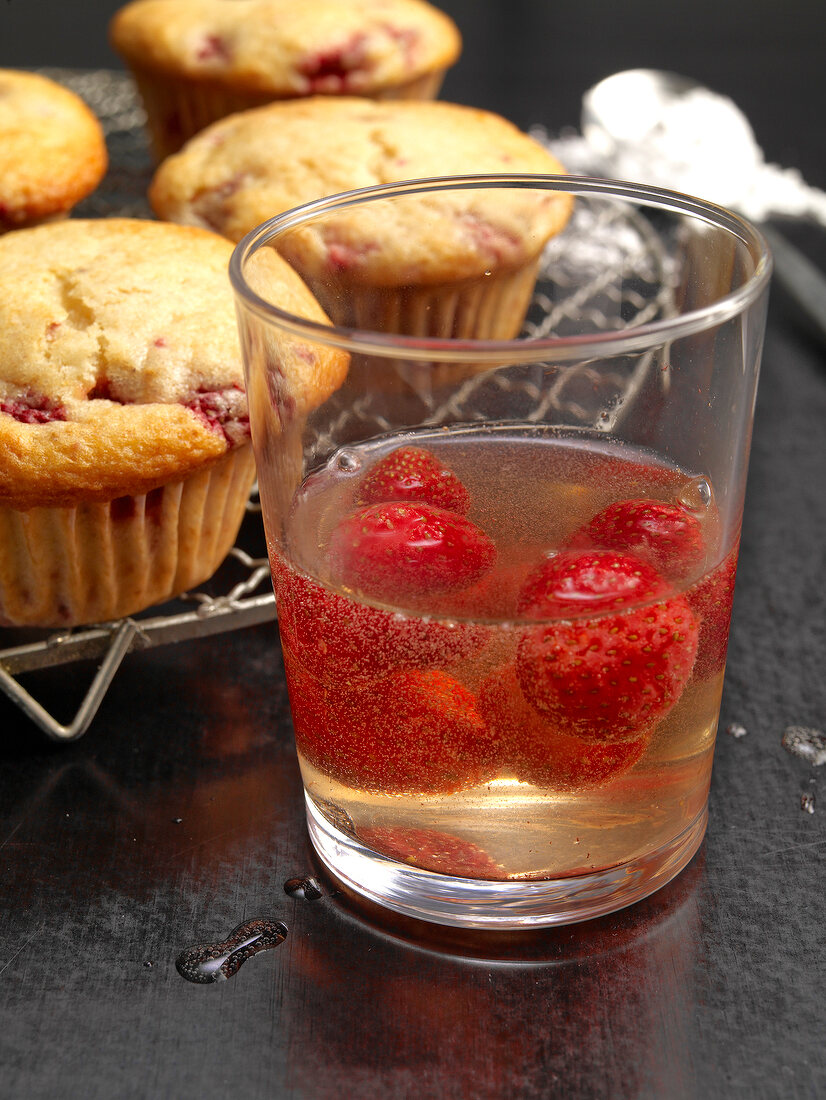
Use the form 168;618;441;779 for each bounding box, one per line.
0;70;108;232
0;218;348;628
150;97;574;340
109;0;462;159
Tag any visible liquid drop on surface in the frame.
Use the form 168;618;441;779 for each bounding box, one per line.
781;726;826;767
284;876;324;900
175;918;288;985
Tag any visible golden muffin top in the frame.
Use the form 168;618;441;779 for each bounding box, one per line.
150;97;574;286
110;0;461;96
0;218;347;507
0;69;108;231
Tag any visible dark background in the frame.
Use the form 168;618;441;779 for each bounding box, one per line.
1;3;825;1099
3;0;825;185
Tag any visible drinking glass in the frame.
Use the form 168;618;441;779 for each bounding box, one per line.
230;175;770;928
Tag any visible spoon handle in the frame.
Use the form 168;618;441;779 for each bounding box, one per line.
759;223;826;345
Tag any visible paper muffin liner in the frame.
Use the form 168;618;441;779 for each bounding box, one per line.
303;256;541;389
0;444;257;628
296;259;543;398
128;64;448;160
309;256;540;339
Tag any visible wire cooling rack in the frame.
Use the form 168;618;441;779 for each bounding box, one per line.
0;71;280;741
0;70;676;742
0;505;277;742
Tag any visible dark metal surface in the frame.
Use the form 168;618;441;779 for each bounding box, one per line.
1;3;825;1097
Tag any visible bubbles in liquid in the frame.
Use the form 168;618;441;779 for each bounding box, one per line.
175;918;288;985
677;476;714;514
332;449;361;473
284;876;324;900
597;395;624;429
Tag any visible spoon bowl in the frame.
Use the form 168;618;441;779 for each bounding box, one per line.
579;68;826;344
581;68;768;214
583;69;708;149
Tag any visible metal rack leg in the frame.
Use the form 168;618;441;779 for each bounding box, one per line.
0;621;138;742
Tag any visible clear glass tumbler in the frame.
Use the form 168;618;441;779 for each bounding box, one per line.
230;175;770;928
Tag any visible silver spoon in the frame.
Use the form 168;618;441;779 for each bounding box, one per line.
579;69;826;343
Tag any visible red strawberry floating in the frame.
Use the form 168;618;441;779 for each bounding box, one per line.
479;663;648;789
272;557;487;683
358;445;470;515
686;549;739;679
516;550;699;743
286;665;500;795
566;498;706;580
357;826;508;880
282;653;334;748
328;501;496;601
517;548;673;618
429;558;536;620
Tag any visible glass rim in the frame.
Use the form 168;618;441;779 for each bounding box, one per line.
228;173;772;364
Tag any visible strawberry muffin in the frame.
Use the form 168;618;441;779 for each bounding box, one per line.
0;218;347;628
109;0;462;159
0;69;108;232
151;97;573;340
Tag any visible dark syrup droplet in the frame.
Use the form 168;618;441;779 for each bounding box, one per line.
175;918;288;985
284;875;324;901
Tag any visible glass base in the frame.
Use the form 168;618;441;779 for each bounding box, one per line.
305;795;708;929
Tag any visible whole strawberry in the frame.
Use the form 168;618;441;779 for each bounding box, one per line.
358;445;470;514
479;663;648;788
287;666;500;795
517;548;673;618
329;500;496;601
272;556;487;683
429;558;536;620
567;498;706;579
516;550;698;742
